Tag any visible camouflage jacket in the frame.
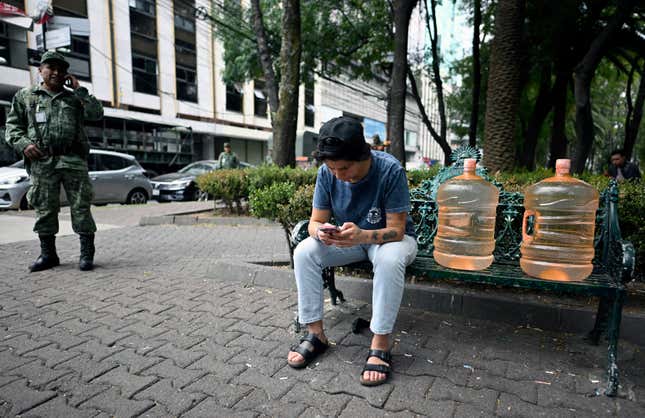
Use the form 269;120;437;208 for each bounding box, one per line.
218;151;240;169
5;84;103;171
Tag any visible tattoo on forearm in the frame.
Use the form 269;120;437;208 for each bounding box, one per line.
372;231;378;242
382;230;397;241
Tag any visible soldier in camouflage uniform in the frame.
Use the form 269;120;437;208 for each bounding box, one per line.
5;51;103;272
217;142;240;169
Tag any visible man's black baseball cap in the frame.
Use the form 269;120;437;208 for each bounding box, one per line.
314;116;371;162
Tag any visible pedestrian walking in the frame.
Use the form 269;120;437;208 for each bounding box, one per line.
4;51;104;272
218;142;240;169
287;116;418;386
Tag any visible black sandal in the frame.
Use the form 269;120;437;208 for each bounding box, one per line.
359;349;392;386
287;333;329;369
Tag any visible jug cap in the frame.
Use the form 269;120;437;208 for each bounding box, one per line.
555;159;571;175
464;158;477;171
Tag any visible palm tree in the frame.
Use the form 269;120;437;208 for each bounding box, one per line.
483;0;524;173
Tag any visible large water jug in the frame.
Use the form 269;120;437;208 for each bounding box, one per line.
433;158;499;270
520;159;599;281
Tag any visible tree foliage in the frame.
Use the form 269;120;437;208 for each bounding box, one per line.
216;0;393;87
447;0;645;173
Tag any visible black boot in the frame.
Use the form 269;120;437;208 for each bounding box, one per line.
29;235;60;272
79;233;95;271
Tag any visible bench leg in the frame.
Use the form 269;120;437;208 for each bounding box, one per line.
322;267;345;305
605;289;625;397
587;296;611;345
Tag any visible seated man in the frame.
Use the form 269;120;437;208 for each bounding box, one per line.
607;148;641;181
287;117;418;386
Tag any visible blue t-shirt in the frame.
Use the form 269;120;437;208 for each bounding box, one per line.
313;151;416;237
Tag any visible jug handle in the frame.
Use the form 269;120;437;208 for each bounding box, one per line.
522;210;537;244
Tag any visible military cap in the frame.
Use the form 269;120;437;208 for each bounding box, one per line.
40;50;70;70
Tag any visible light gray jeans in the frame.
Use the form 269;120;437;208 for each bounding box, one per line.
293;235;418;334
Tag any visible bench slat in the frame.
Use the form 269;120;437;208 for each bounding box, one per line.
408;256;622;296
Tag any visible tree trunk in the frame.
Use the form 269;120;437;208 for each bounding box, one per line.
548;73;569;168
520;65;552;170
250;0;279;116
272;0;301;168
387;0;417;166
483;0;524;174
624;64;645;160
468;0;482;148
407;68;452;165
572;0;635;174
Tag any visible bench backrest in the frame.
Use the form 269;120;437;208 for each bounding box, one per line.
410;147;622;272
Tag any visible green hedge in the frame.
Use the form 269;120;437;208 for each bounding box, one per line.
196;168;250;213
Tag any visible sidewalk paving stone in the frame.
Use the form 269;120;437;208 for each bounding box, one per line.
141;359;207;389
78;387;155;417
183;374;253;407
180;398;256;418
21;396;100;418
134;378;207;416
0;379;57;415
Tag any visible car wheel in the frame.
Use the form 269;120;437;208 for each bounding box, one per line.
19;194;31;210
126;188;148;205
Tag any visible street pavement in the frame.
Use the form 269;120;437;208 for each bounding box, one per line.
0;201;213;244
0;215;644;416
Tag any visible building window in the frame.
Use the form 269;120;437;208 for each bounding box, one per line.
53;0;88;17
174;14;195;33
226;84;243;113
130;0;158;95
129;0;156;17
177;65;197;102
304;81;314;127
405;130;418;148
175;0;197;103
132;53;158;95
254;80;268;117
0;23;28;69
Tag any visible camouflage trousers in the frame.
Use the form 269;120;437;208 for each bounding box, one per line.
27;166;96;236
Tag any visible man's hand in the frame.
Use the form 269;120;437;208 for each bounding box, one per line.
23;144;44;160
327;222;363;247
65;74;80;90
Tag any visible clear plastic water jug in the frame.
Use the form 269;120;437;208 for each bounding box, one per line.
520;159;599;281
433;159;500;270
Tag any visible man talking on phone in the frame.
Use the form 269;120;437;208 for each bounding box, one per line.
5;51;103;272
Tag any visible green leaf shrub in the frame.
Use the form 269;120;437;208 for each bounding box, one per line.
196;169;249;213
615;179;645;281
247;165;317;192
249;181;296;222
407;166;440;188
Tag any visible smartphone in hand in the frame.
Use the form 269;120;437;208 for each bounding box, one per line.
319;225;340;234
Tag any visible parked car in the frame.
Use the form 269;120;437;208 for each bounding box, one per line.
0;149;152;210
150;159;253;202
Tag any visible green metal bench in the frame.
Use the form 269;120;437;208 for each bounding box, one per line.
290;148;636;396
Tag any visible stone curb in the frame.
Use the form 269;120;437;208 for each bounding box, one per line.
139;213;276;226
209;259;645;347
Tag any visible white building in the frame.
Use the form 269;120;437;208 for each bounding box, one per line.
1;0;444;170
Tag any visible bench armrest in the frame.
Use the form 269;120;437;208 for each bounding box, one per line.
606;239;636;284
619;240;636;284
291;220;310;247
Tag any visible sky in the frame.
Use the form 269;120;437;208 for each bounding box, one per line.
436;1;473;66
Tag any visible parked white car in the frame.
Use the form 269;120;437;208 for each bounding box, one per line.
0;149;152;210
